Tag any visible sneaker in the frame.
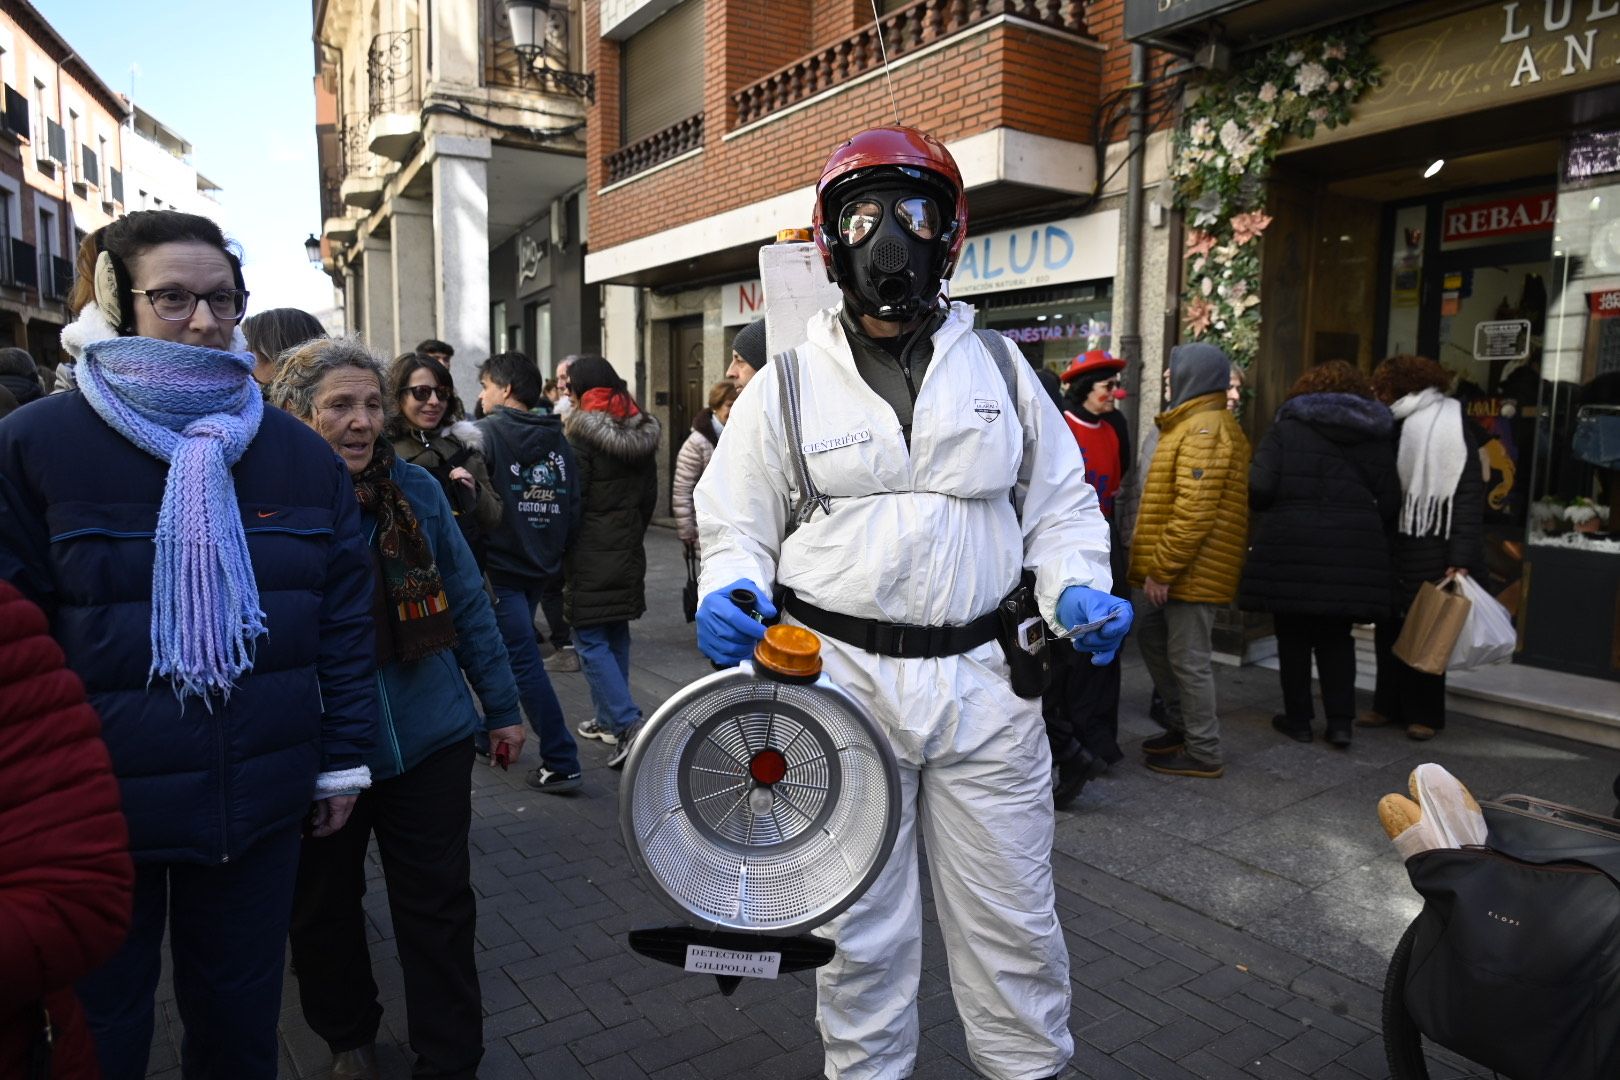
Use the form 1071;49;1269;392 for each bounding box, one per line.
545;646;582;673
607;723;642;770
1141;731;1185;757
1270;714;1312;743
526;766;582;794
577;719;620;744
1144;751;1224;779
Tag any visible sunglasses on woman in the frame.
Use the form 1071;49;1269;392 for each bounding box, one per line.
406;385;452;403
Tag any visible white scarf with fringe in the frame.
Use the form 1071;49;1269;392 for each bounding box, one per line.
1391;386;1466;539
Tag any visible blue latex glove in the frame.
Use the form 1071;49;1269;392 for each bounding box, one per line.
1056;585;1134;666
697;580;777;666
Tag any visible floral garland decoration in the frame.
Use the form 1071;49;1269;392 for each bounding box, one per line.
1170;25;1381;372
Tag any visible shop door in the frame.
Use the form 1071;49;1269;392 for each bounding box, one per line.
668;317;705;491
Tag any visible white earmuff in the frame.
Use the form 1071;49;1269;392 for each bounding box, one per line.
93;250;122;329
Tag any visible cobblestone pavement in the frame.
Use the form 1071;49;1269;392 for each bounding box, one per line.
138;527;1620;1079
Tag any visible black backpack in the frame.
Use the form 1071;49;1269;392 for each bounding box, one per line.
1400;796;1620;1078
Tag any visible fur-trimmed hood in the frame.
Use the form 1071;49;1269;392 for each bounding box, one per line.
1277;392;1393;444
564;406;661;463
443;418;484;453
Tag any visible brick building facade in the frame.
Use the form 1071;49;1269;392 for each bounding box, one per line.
0;0;129;374
580;0;1180;515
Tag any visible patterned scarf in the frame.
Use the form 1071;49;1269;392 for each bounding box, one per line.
351;439;458;663
77;335;266;701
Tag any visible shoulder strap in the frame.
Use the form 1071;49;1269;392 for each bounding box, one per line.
972;328;1025;520
973;328;1019;405
774;348;832;533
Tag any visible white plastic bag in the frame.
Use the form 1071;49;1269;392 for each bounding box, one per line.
1447;573;1515;671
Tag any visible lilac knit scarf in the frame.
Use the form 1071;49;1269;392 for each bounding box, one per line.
78;336;266;701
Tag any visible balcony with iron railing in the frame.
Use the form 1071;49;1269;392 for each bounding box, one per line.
605;113;704;185
484;0;595;102
38;251;72;302
368;28;421;160
341;112;387;209
731;0;1088;128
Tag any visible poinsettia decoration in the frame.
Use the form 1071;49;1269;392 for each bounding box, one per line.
1170;24;1381;377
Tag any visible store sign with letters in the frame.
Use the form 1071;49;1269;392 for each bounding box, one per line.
950;211;1120;298
1442;193;1556;244
1591;288;1620;316
1298;2;1620;150
722;279;766;326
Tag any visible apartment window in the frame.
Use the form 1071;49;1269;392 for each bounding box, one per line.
37;208;52;260
491;300;508;353
0;190;12;283
620;0;704;145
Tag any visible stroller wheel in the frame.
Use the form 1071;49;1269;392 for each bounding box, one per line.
1383;919;1430;1080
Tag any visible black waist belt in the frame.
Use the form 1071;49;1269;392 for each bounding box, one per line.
782;589;1000;659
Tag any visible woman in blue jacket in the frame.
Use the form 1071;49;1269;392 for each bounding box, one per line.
0;211;378;1079
269;336;524;1080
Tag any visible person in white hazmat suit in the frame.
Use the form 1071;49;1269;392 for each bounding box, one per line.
692;126;1134;1080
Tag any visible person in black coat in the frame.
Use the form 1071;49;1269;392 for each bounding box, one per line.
1366;355;1487;740
560;355;661;768
1240;361;1399;747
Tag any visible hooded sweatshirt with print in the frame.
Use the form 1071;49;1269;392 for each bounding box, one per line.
476;406;581;587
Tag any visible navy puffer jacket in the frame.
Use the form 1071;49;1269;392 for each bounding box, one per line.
1239;393;1401;622
0;392;377;865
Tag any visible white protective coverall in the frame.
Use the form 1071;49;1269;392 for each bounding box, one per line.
694;302;1112;1080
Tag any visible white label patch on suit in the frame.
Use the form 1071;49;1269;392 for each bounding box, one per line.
802;430;871;454
973;398;1002;423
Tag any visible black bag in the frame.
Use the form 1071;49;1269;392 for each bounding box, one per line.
682;542;700;624
1402;797;1620;1079
995;573;1052;699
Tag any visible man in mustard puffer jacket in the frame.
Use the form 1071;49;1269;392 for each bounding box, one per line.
1129;342;1251;778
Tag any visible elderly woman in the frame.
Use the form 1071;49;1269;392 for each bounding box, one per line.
386;351;502;568
269;337;525;1079
1365;354;1486;741
671;379;738;551
0;210;377;1080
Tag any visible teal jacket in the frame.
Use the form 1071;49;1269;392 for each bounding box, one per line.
362;459;521;780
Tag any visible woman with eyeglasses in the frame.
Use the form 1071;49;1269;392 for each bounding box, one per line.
0;210;378;1079
386;352;503;569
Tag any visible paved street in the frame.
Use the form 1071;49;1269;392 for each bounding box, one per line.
140;526;1620;1079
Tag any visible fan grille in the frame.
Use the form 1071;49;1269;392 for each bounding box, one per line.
629;676;896;932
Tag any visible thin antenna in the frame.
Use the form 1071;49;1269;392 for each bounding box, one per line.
869;0;902;125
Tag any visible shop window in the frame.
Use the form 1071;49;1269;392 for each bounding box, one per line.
1530;134;1620;553
973;281;1114;376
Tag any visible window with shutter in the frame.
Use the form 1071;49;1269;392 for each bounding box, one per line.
620;0;705;146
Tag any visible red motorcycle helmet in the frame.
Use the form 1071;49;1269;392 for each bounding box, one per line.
812;126;969;282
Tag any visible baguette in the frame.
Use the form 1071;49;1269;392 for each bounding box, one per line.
1379;793;1423;839
1409;770;1480;815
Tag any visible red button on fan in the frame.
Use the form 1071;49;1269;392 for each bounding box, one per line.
750;749;788;785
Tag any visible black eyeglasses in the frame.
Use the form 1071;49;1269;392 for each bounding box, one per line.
130;287;250;322
406;385;452;403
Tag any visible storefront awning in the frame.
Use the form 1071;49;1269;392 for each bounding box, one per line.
1124;0;1407;55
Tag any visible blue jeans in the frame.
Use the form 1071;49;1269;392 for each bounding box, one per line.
77;828;302;1080
492;583;580;774
575;621;640;736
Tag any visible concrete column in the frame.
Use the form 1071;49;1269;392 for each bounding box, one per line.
361;239;394;355
431;136;492;404
343;268;363;337
390;197;436;358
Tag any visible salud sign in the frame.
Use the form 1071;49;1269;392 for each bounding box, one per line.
949;211;1120;298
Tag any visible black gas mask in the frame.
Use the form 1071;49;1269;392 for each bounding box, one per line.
825;173;954;324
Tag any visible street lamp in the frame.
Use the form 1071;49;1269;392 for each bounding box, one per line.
503;0;548;65
500;0;595;102
305;234;322;267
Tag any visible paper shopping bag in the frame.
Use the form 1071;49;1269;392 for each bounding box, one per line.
1394;577;1473;676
